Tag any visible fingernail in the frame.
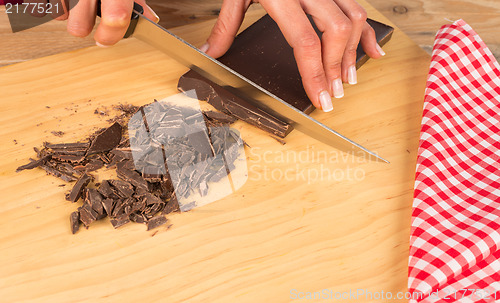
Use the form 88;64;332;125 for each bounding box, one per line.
96;41;110;48
146;5;160;23
348;66;357;85
199;42;209;53
376;43;386;56
319;91;333;112
332;78;344;99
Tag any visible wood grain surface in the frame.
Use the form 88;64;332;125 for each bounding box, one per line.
1;1;431;301
0;0;499;66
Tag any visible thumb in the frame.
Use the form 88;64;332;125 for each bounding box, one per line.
203;0;248;58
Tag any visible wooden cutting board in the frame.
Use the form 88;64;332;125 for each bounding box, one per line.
0;1;430;302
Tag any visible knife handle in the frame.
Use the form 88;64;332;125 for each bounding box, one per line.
95;1;144;38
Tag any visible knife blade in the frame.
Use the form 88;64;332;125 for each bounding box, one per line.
124;7;388;163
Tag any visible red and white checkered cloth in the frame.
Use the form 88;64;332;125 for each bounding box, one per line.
408;20;500;302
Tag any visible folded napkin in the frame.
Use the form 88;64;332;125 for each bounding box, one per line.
408;20;500;302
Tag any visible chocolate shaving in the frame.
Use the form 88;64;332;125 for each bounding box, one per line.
16;155;51;172
40;164;78;182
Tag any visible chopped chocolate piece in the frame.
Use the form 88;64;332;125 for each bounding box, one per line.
86;188;105;217
111;199;126;217
98;153;111;164
58;163;82;176
110;215;130;229
16;155;51;172
87;122;123;155
146;216;168;230
129;212;146;224
67;173;91;202
84;159;104;172
70;211;80;234
79;203;97;227
131;198;146;213
110;148;133;161
40;164;78;182
98;180;118;199
203;110;237;124
144;193;163;205
102;198;116;216
162;197;180;215
109;180;134;198
117;164;148;191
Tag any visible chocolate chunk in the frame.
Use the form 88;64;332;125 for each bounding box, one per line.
16;155;51;172
147;216;168;230
67;173;91;202
84;159;104;172
144;193;163;205
97;180;118;199
110;215;130;229
178;15;393;136
102;198;116;216
129;212;146;224
110;148;133;161
109;180;134;198
117;163;148;191
87;122;123;155
79;203;97;227
162;197;179;215
70;211;80;234
86;188;105;218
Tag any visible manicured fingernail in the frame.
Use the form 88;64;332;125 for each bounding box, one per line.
348;65;357;85
319;91;333;112
332;78;344;99
199;42;209;53
96;41;110;48
146;5;160;23
376;43;386;56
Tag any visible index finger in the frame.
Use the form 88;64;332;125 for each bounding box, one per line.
94;0;134;46
260;0;332;112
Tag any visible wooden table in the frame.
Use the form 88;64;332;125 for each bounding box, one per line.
0;0;457;302
0;0;499;66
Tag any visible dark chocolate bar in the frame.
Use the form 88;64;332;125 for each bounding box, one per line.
178;15;394;137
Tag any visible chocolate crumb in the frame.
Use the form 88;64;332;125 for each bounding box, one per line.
51;131;65;137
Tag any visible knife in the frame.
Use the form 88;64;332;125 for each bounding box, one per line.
98;2;389;163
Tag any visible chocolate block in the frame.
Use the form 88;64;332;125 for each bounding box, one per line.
178;15;393;137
